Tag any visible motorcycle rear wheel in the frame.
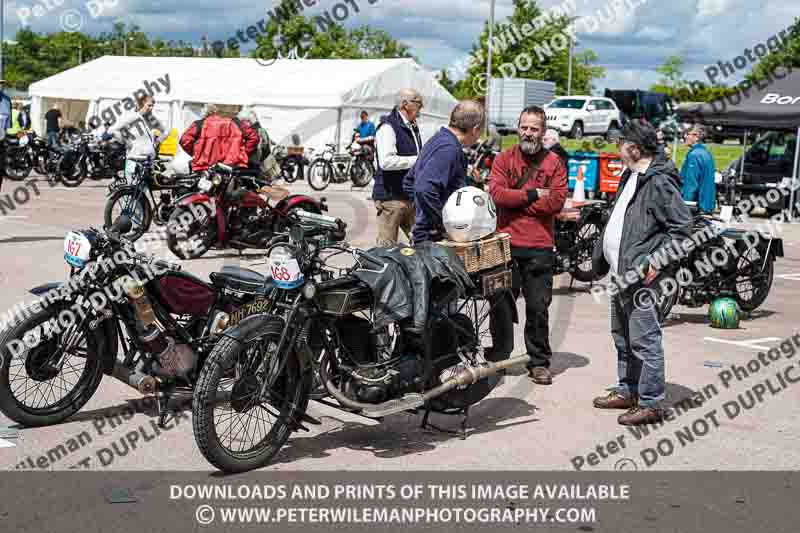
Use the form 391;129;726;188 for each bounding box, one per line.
350;159;373;187
427;312;506;414
59;160;87;188
192;319;310;473
0;302;105;427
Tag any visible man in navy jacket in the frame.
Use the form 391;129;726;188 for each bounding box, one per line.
403;100;485;244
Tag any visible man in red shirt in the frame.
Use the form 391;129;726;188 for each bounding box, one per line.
488;105;568;385
179;104;258;172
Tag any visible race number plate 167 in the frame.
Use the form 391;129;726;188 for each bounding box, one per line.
268;247;304;289
63;231;91;268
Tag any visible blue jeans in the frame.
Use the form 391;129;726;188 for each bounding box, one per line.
609;281;665;408
47;131;59;147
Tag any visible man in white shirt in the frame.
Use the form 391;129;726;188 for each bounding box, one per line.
371;88;424;246
110;94;163;182
591;121;691;426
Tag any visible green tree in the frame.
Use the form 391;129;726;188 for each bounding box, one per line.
437;69;456;93
655;54;687;89
749;16;800;81
252;0;412;62
460;0;604;99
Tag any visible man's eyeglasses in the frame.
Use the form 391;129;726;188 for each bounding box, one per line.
408;99;424;109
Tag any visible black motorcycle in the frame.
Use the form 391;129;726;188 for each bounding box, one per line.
191;223;523;472
104;156;199;241
306;130;374;191
4;132;34;181
554;201;610;283
0;216;279;429
655;210;783;322
271;142;308;183
85;138;126;180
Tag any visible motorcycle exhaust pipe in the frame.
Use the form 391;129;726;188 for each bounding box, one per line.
111;361;158;395
319;347;532;413
421;355;532;403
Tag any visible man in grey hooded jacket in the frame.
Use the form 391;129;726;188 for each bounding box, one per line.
591;121;692;426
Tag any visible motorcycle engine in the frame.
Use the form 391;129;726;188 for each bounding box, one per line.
335;316;423;404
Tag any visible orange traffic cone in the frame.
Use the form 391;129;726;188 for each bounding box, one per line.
573;165;586;202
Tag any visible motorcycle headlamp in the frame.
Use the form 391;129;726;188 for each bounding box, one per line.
302;283;316;300
212;174;222;186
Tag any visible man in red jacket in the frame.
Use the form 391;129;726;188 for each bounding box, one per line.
179;104;258;172
488;105;568;385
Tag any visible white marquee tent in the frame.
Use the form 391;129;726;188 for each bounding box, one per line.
28;56;458;151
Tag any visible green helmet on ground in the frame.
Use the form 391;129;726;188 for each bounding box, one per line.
709;297;740;329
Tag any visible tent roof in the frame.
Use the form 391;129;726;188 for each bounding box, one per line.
28;56;457;118
676;68;800;129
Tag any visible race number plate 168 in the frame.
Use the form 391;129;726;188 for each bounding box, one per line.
268;247;304;289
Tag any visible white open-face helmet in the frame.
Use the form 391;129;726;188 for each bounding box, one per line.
443;186;497;242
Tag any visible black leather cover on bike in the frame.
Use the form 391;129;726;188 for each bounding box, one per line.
351;241;474;331
210;266;272;294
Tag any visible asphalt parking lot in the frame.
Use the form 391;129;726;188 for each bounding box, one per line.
1;177;799;472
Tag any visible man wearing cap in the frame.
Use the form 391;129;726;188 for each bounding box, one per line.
372;89;424;246
591;121;691;426
0;81;12;189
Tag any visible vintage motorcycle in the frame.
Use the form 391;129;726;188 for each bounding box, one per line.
191;222;525;472
5;132;35;180
306;130;374;191
0;216;284;429
554;201;611;283
654;210;783;322
166;162;325;259
464;137;500;190
104;156;199;242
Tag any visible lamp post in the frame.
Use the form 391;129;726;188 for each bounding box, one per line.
485;0;495;136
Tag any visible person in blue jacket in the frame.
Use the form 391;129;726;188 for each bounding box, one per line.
403;100;485;244
356;110;376;142
680;124;716;212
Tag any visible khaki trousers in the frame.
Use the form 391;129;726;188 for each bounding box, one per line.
375;199;415;246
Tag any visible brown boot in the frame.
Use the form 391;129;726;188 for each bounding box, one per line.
618;406;665;426
528;367;552;385
593;391;637;409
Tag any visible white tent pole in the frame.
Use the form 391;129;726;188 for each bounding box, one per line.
735;129;748;207
791;126;800;222
672;133;678;164
335;107;343;151
485;0;495;137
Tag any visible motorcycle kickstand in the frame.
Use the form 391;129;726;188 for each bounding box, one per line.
156;385;176;429
420;406;470;441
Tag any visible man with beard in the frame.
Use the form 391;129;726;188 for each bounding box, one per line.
488;106;568;385
591;121;691;425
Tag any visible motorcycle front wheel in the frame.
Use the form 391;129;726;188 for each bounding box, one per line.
307;160;334;191
192;318;311;473
569;217;603;283
59;159;87;188
0;302;105;427
104;188;152;241
166;203;216;259
6;150;33;180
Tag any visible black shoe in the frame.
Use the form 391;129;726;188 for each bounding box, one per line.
528;367;552;385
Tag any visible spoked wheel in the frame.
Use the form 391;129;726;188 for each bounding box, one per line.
350;159;373;187
733;245;774;311
570;217;602;282
166;203;216;259
6;151;33;180
192;318;310;473
104;188;152;241
427;307;506;414
307;160;334;191
0;303;104;427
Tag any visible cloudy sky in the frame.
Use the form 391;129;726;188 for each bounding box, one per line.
6;0;800;92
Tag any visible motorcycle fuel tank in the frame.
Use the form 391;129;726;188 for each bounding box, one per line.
156;271;216;315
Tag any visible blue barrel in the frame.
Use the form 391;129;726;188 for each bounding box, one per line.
566;151;599;192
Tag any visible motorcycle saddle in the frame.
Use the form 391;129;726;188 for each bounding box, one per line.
210;266;273;294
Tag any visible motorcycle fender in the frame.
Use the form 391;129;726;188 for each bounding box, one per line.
107;184;136;198
27;283;119;374
222;314;310;372
276;194;325;214
175;193;211;207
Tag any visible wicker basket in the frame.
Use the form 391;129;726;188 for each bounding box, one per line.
439;232;512;273
287;146;305;156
